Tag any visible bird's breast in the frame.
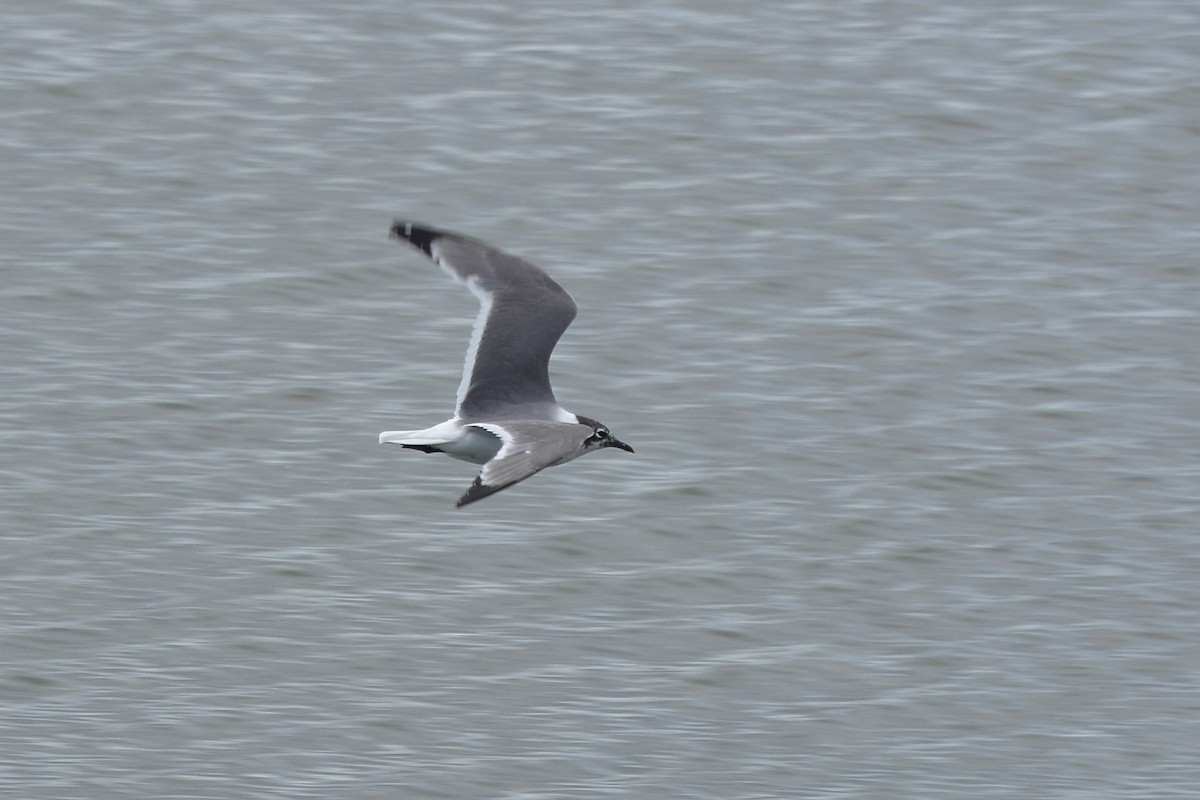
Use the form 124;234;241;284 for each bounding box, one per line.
439;426;504;465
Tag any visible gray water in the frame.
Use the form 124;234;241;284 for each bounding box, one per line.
3;1;1199;797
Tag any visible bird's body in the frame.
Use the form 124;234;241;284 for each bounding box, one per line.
379;221;633;507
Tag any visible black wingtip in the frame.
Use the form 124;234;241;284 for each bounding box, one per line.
390;220;441;257
455;476;501;508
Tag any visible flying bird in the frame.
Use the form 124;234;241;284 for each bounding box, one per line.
379;221;633;507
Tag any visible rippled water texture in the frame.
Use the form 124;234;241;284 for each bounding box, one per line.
3;1;1199;797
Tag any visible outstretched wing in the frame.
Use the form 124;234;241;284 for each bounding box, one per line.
391;221;577;419
456;421;591;507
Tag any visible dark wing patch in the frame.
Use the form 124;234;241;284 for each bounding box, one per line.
390;221;440;257
457;474;520;507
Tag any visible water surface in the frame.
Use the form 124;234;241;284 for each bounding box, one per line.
3;1;1199;797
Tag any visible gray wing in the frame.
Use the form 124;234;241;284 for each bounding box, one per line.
455;421;591;507
391;221;577;419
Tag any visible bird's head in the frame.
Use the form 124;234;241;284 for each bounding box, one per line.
577;415;634;455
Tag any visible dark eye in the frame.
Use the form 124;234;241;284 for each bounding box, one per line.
596;427;609;439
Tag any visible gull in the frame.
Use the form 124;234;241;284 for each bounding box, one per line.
379;221;633;507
